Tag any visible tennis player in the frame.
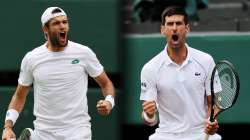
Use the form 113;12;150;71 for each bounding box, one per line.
140;6;221;140
2;7;115;140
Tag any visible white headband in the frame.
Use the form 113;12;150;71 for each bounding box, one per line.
41;7;67;26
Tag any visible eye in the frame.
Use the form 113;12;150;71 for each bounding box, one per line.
63;20;68;24
166;22;174;26
52;21;60;26
176;21;183;26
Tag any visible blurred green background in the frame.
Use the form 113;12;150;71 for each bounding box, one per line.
0;0;119;73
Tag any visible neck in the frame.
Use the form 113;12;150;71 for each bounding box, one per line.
167;44;187;65
46;41;66;52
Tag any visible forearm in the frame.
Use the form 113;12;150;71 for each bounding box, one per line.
206;95;212;118
4;85;30;127
95;72;115;110
94;72;115;97
4;95;26;128
8;92;27;112
101;80;115;97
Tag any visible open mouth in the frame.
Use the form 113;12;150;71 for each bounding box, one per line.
172;34;179;41
59;32;66;40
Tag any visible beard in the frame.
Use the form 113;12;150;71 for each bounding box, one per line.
48;31;68;48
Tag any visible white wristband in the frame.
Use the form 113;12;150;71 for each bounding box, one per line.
143;111;156;124
105;95;115;108
5;109;19;125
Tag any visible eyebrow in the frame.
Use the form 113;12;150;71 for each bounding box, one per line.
166;21;183;25
51;18;68;23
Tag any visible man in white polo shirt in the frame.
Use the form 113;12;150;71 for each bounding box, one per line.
2;7;115;140
140;6;222;140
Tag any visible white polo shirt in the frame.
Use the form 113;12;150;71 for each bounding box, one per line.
18;40;104;130
140;44;220;134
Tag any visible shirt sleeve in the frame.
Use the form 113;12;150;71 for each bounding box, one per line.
85;48;104;78
140;66;157;101
18;53;33;86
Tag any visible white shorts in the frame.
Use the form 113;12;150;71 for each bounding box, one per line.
30;125;91;140
149;131;221;140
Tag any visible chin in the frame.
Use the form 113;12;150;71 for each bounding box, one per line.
60;40;68;47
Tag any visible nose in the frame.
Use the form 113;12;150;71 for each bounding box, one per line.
59;22;66;29
173;23;177;31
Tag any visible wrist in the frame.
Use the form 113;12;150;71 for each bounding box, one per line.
5;109;19;126
105;95;115;108
142;111;156;124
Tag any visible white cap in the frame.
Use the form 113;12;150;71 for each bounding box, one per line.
41;7;67;26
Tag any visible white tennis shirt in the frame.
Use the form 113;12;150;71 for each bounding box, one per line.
140;44;221;134
18;40;104;130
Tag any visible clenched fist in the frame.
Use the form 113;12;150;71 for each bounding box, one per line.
2;127;16;140
204;119;219;135
96;100;112;116
143;101;157;118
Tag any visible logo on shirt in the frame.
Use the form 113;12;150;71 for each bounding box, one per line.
141;82;147;93
141;82;147;88
71;59;80;64
195;72;201;76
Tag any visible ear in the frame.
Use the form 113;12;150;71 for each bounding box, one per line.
185;24;190;33
160;25;165;34
42;26;49;38
42;26;49;40
43;26;48;34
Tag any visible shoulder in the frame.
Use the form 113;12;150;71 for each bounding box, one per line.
189;46;214;65
68;41;93;52
141;51;165;75
188;46;215;73
68;41;96;55
22;44;46;60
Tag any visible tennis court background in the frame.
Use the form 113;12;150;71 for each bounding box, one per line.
0;1;250;140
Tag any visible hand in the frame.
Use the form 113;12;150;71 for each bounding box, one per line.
142;101;157;118
96;100;112;116
2;127;16;140
204;118;219;135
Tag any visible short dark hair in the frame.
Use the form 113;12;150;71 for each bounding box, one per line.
45;8;63;27
161;6;188;25
51;8;62;14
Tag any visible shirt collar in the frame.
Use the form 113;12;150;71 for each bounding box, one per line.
162;43;193;66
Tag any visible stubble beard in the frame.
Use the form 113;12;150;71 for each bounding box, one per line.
48;32;68;48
